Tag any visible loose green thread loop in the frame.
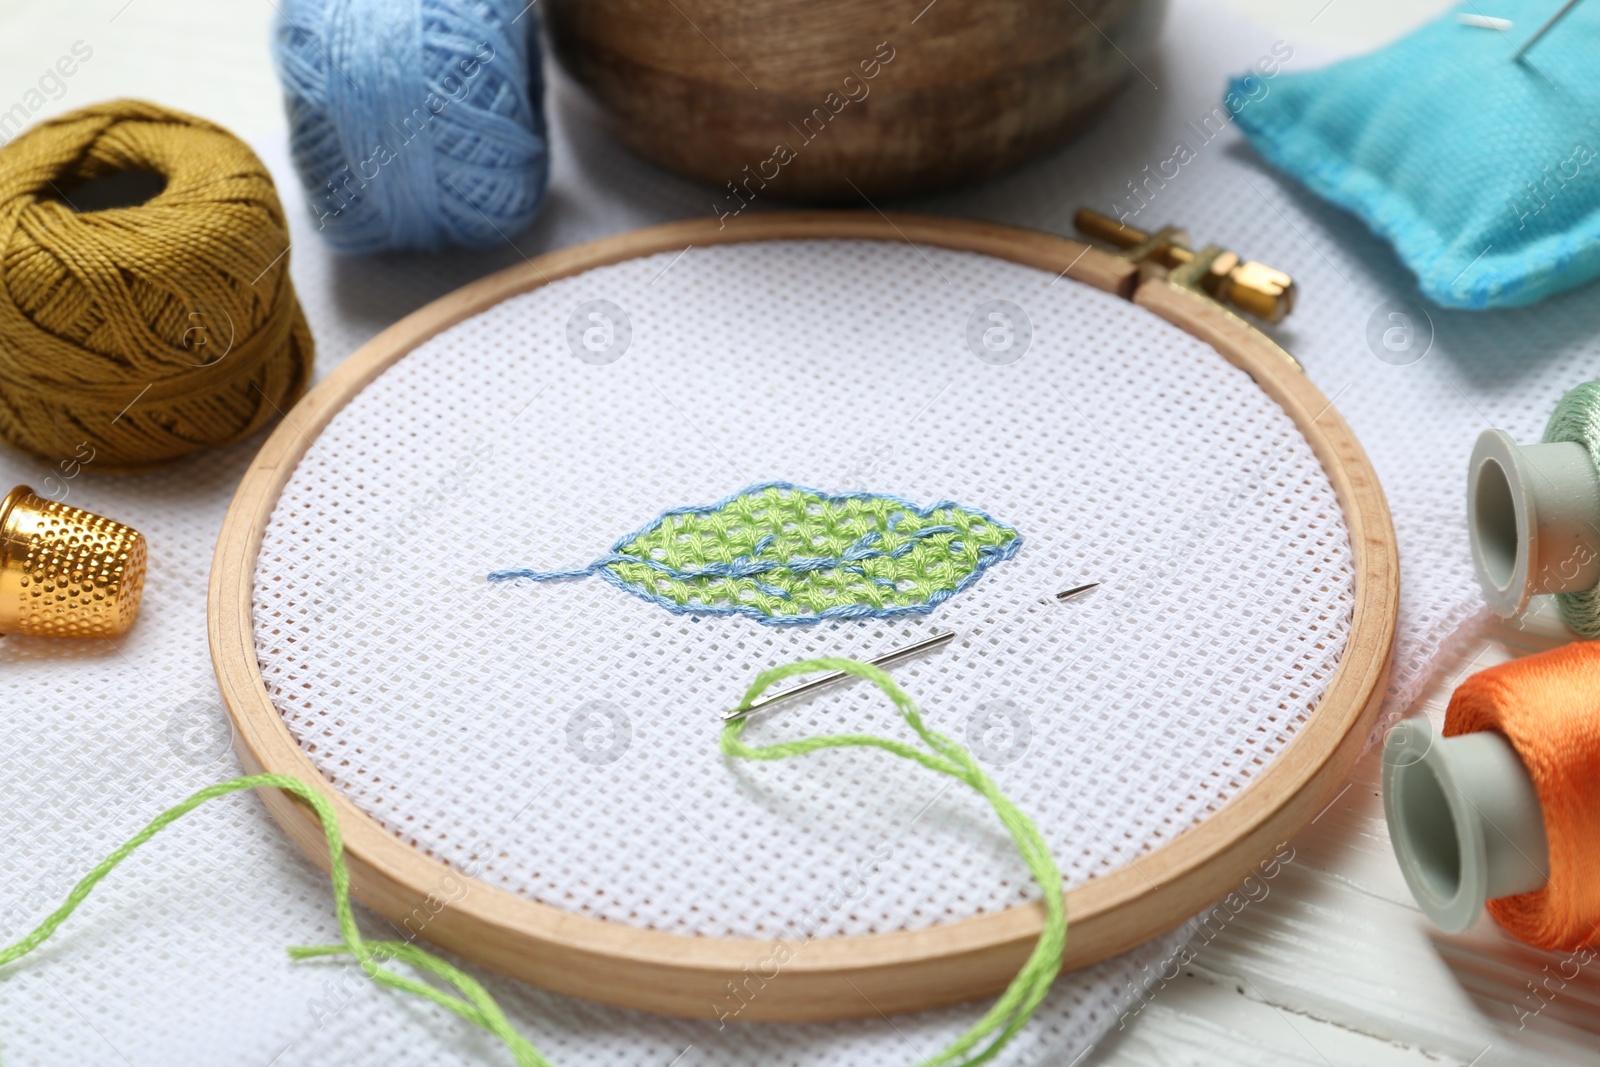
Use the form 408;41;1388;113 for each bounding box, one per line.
2;667;1067;1067
0;773;552;1067
723;658;1068;1067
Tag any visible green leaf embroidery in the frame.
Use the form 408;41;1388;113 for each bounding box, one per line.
489;482;1023;625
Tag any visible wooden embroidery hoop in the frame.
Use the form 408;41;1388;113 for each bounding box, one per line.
209;211;1398;1022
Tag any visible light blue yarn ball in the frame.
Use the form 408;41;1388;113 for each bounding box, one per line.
272;0;549;253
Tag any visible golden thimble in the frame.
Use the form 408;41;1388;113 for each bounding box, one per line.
0;486;147;638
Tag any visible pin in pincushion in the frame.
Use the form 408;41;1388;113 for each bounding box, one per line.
1230;3;1600;309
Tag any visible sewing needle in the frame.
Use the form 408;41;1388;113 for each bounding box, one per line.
723;630;955;721
1514;0;1585;60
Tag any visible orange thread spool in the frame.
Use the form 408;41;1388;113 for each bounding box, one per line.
1445;641;1600;949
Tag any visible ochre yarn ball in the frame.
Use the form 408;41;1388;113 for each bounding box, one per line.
0;99;313;469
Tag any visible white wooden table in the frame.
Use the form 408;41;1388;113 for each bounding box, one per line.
1093;600;1598;1066
4;1;1594;1064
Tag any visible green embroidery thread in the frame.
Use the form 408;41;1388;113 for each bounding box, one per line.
489;482;1023;625
724;657;1068;1067
0;774;553;1067
0;663;1068;1067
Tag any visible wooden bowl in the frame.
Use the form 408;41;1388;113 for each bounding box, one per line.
544;0;1167;202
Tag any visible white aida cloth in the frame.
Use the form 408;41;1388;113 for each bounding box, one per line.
6;0;1600;1063
253;240;1353;939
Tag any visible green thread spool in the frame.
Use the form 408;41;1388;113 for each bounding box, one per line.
0;661;1067;1067
1467;381;1600;634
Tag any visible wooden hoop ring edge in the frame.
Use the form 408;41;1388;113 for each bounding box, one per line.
208;211;1398;1022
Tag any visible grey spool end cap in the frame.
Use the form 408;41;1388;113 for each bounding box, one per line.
1382;716;1549;933
1468;428;1600;618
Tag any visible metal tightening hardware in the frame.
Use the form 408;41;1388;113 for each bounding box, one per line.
1074;208;1298;324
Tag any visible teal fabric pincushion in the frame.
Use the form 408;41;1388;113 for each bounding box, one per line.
1230;2;1600;309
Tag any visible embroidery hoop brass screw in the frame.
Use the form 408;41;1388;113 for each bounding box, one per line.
1074;208;1297;324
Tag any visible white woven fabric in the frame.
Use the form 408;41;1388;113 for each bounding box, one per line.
6;0;1598;1063
253;240;1353;939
